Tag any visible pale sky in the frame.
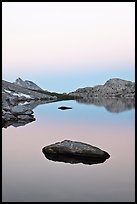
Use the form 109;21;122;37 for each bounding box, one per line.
2;2;135;91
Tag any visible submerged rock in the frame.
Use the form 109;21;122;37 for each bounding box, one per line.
58;106;72;110
42;140;110;165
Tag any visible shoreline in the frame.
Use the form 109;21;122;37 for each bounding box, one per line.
2;77;135;128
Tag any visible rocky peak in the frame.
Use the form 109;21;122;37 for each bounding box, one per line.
15;77;23;85
14;77;43;90
104;78;133;88
69;78;135;98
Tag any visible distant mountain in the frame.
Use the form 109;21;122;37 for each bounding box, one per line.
2;79;57;100
13;77;43;91
69;78;135;98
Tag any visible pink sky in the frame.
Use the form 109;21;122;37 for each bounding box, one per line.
2;2;135;75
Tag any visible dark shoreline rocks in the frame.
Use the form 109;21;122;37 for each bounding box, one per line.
42;140;110;165
2;102;36;128
2;78;58;128
2;116;35;128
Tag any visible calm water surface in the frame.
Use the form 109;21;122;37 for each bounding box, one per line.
2;100;135;202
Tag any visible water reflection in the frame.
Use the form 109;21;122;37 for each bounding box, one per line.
2;97;135;129
76;97;135;113
2;100;135;202
20;97;135;113
42;152;110;165
2;100;54;129
2;117;35;128
19;99;56;110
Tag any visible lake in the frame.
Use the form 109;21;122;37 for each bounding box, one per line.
2;100;135;202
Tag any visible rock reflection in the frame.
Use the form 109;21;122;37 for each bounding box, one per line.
76;97;135;113
2;117;35;128
42;152;109;165
2;100;55;129
19;99;56;110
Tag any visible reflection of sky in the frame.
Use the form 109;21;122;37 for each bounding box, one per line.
2;102;135;202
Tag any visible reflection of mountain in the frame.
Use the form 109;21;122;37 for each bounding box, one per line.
42;153;109;165
21;99;55;110
2;117;35;128
76;97;135;113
